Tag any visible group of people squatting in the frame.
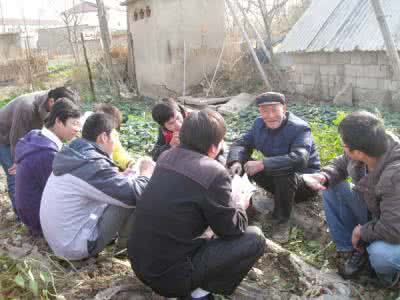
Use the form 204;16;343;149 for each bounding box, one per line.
1;87;400;299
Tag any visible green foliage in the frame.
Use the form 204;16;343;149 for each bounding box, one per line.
0;255;56;299
0;88;31;109
119;110;158;159
310;111;347;166
48;63;74;80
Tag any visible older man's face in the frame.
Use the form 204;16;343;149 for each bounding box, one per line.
258;103;287;129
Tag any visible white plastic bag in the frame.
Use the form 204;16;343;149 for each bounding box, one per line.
231;174;257;210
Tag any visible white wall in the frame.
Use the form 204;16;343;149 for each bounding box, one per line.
128;0;225;98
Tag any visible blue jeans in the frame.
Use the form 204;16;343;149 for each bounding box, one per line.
367;241;400;286
0;144;17;215
323;181;368;252
324;181;400;286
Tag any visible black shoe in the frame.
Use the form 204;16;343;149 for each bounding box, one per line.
338;251;368;279
180;294;214;300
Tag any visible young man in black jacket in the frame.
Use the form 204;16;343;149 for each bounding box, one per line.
129;109;266;299
150;98;186;161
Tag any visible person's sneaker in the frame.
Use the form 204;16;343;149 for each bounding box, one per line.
338;251;368;279
271;222;290;243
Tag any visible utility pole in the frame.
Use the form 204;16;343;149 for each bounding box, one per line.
226;0;272;90
96;0;121;100
370;0;400;79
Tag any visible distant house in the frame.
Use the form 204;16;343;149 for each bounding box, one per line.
62;0;127;31
121;0;225;98
0;18;63;49
277;0;400;107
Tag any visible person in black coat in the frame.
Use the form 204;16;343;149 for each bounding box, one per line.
129;109;266;300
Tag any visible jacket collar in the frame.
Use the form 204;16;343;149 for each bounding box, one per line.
355;134;400;192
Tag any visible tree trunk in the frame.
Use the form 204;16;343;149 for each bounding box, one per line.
81;33;96;101
96;0;121;100
226;0;272;90
127;8;139;95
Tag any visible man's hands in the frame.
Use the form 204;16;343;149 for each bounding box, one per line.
8;163;16;175
352;224;364;253
229;161;264;177
170;132;180;147
244;161;264;176
229;162;243;176
302;173;327;191
138;157;156;178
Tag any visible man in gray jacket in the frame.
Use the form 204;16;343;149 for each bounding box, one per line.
40;113;154;261
304;111;400;287
0;87;79;216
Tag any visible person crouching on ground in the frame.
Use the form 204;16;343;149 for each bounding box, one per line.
150;98;186;161
227;92;320;243
80;103;134;171
15;98;81;236
129;109;266;299
40;113;154;261
303;111;400;288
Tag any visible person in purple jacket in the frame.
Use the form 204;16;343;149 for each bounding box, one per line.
15;98;81;236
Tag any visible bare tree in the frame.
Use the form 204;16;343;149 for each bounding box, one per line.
60;0;82;64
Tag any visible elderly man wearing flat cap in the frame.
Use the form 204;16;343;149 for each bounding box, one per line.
227;92;321;243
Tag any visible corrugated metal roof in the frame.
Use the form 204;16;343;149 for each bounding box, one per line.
278;0;400;53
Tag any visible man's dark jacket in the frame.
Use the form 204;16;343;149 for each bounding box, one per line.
227;112;320;176
128;146;248;297
0;91;49;158
321;134;400;244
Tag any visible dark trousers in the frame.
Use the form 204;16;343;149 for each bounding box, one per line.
138;226;266;297
87;205;135;257
251;172;317;224
190;226;265;295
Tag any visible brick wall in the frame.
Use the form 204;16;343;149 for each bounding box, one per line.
278;51;399;107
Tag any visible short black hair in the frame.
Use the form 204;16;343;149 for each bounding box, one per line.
44;98;81;128
180;109;226;155
94;103;123;130
48;87;80;104
82;113;115;142
338;111;388;157
152;98;182;127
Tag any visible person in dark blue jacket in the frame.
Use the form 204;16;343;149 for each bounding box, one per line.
14;99;81;236
227;92;321;243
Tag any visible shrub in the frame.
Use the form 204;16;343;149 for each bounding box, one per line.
310;111;347;166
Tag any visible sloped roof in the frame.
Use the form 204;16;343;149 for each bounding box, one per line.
63;1;110;15
278;0;400;53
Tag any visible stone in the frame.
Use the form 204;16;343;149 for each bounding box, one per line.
247;267;264;281
217;93;254;115
333;83;353;106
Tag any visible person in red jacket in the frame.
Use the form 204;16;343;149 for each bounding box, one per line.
150;98;186;161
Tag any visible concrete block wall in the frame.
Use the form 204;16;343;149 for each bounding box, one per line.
278;51;400;107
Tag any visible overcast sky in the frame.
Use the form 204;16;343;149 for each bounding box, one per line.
0;0;124;20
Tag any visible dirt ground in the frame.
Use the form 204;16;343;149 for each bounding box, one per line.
2;165;400;300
